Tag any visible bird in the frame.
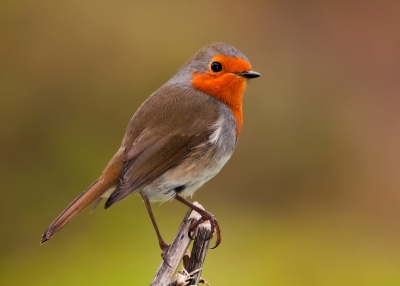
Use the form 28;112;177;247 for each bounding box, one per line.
40;42;260;260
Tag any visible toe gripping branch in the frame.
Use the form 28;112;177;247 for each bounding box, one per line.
188;209;221;249
174;195;221;249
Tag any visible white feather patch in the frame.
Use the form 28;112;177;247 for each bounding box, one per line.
208;116;224;146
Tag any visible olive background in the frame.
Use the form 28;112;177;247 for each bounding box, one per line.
1;1;400;285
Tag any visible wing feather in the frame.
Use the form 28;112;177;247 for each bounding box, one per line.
104;126;211;208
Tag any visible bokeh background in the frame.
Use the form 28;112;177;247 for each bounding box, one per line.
1;1;400;285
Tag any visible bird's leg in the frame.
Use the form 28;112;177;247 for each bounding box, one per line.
140;193;170;263
174;194;221;249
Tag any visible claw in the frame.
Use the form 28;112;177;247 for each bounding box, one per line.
162;255;171;268
210;227;221;249
188;229;195;240
160;242;171;267
207;215;221;249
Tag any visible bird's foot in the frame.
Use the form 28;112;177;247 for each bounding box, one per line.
160;240;171;267
188;210;221;249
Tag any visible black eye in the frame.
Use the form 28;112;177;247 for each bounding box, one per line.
211;62;223;72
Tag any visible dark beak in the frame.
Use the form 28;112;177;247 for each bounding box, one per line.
236;70;261;79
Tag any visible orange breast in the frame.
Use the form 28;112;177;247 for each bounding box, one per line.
191;55;251;137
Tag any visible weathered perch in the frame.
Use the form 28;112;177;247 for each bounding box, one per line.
150;202;213;286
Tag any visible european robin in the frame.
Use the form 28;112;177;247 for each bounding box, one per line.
40;42;260;260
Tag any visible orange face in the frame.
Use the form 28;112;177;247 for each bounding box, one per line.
191;55;253;137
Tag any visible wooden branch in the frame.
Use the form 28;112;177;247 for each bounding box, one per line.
150;202;213;286
184;222;211;285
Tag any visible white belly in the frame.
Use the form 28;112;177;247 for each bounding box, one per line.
141;152;232;203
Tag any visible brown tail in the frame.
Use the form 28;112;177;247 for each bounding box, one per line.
40;179;108;244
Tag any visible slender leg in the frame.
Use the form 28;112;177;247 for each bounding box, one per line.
174;194;221;249
140;193;170;262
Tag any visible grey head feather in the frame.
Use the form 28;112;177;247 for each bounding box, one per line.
167;42;249;87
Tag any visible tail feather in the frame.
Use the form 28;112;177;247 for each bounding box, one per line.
40;179;105;244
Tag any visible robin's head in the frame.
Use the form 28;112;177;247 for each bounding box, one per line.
174;43;259;88
170;42;260;136
190;43;259;99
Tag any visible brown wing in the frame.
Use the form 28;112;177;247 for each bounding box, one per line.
104;125;211;208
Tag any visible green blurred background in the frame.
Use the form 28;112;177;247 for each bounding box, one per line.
1;0;400;285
